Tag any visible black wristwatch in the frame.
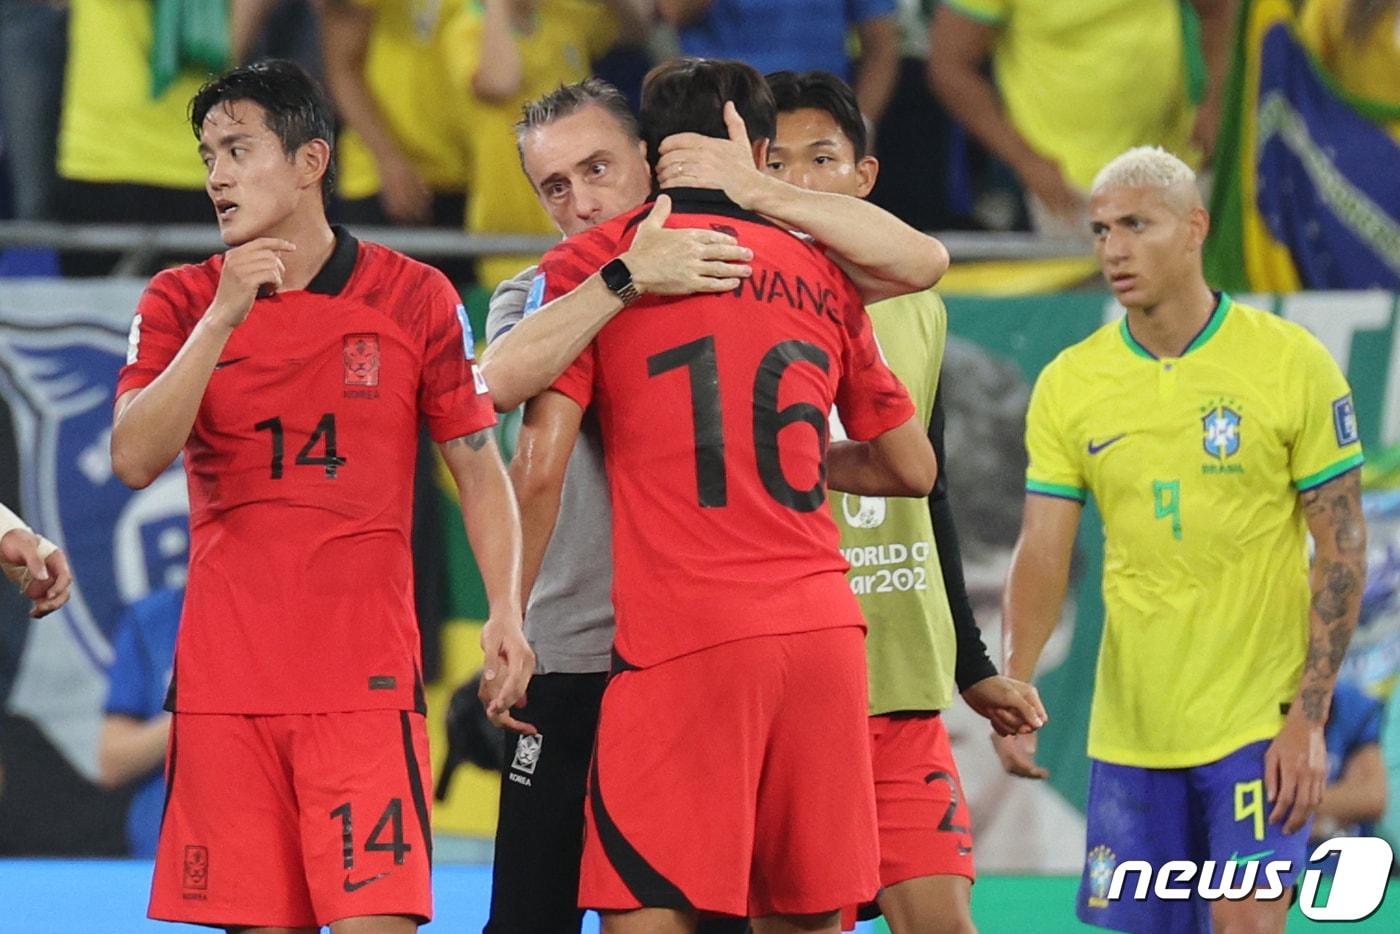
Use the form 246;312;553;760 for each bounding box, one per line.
600;257;640;305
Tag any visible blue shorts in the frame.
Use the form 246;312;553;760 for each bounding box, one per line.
1077;740;1311;934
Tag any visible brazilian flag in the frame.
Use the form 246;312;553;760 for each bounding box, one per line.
1205;0;1400;291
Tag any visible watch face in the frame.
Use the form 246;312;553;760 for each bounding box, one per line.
602;258;634;298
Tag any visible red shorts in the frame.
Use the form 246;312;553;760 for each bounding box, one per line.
580;627;879;918
149;709;433;928
841;713;974;928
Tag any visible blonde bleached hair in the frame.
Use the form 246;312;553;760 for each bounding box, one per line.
1091;146;1196;194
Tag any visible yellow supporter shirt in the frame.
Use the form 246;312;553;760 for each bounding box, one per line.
59;0;209;189
337;0;471;200
1025;296;1364;768
1298;0;1400;107
831;290;958;715
944;0;1197;189
443;1;617;287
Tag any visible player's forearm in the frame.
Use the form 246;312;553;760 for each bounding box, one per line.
448;436;524;625
1295;471;1367;723
742;175;948;303
1001;539;1072;681
480;276;622;412
111;317;233;488
853;17;899;129
828;419;936;497
472;0;525;103
510;456;564;609
97;714;171;789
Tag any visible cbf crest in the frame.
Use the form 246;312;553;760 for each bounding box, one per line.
1200;397;1245;474
1086;844;1118;908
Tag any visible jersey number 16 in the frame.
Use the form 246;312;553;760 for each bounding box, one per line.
648;335;830;513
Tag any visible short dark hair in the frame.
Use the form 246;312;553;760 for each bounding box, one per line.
515;77;640;164
190;59;336;204
639;58;776;172
766;70;867;159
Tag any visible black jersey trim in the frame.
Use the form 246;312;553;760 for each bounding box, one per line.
589;747;692;909
306;225;360;295
400;711;434;868
609;648;640;678
159;713;179;833
634;187;783;231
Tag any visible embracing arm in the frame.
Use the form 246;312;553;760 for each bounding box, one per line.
654;103;948;303
481;196;751;411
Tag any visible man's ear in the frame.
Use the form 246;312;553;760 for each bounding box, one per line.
855;155;880;198
299;139;332;194
752;137;769;169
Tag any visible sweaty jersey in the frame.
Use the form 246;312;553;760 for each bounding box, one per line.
830;289;957;715
1026;294;1364;768
116;227;496;714
541;188;915;669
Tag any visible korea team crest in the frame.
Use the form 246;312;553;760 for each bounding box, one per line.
343;333;380;386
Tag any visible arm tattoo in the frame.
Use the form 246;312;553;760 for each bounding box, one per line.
1298;469;1366;721
443;428;494;452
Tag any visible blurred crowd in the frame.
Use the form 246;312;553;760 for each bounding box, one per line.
2;0;1392;284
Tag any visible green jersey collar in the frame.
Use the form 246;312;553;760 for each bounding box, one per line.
1120;292;1232;360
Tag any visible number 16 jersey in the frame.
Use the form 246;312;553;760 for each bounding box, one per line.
539;189;916;668
116;228;496;714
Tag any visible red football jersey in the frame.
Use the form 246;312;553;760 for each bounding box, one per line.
116;228;495;714
542;189;916;668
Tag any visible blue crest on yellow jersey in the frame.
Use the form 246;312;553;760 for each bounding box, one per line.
1202;405;1242;459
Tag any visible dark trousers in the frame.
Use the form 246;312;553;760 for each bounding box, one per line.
485;671;749;933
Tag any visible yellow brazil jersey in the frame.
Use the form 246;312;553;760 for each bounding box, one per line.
830;290;958;715
59;0;209;189
442;0;617;287
1025;295;1364;768
944;0;1197;189
337;0;471;200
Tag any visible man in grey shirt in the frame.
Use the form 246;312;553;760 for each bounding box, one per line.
480;76;949;933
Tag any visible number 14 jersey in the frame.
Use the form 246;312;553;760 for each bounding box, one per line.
116;228;496;714
539;190;916;668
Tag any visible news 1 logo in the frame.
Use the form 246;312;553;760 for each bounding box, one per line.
1102;837;1393;921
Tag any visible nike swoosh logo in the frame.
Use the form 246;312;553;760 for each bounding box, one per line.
1087;434;1126;455
343;872;388;892
957;845;974;856
214;356;250;370
1229;848;1275;864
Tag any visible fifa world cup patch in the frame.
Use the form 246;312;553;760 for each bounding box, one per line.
1333;395;1359;446
456;304;477;360
343;333;380;386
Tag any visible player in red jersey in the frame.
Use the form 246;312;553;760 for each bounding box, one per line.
109;61;531;933
513;59;937;934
